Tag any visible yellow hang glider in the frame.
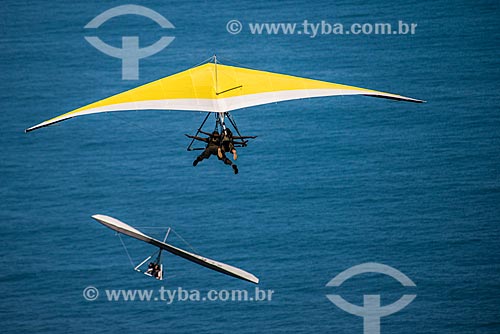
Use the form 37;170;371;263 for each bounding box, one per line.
25;56;423;133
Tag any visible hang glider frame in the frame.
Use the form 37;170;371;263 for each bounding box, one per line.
186;111;252;151
131;228;171;280
92;214;259;284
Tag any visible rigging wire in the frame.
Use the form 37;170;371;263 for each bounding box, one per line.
191;55;216;68
170;228;198;253
117;233;136;268
216;56;256;70
119;227;199;254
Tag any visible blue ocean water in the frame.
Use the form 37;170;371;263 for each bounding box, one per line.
1;0;499;333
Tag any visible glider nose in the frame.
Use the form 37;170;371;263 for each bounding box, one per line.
92;214;151;242
92;214;117;232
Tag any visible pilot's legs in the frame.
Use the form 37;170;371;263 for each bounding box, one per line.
218;153;232;165
218;153;238;174
193;146;217;166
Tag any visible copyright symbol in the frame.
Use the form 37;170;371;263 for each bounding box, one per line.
83;286;99;301
226;19;243;34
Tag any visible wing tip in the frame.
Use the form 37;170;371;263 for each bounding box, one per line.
25;116;72;133
364;93;425;104
408;98;426;103
25;123;46;133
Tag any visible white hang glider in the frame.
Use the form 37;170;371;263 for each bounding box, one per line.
92;214;259;284
25;56;424;148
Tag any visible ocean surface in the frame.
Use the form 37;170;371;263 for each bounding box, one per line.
1;0;499;333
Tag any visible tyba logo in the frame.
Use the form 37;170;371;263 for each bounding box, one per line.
84;5;175;80
326;263;416;334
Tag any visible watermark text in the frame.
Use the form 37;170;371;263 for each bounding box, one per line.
227;19;417;37
83;286;274;304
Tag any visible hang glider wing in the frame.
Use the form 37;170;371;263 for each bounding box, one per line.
26;61;424;132
92;214;259;284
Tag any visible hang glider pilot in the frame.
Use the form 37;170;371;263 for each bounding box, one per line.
146;262;162;280
219;128;238;160
152;264;162;280
185;130;239;174
197;128;256;161
146;262;155;275
218;128;256;160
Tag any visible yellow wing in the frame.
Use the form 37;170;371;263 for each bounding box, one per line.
26;61;423;132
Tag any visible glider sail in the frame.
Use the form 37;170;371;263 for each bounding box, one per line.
26;58;423;132
92;214;259;284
